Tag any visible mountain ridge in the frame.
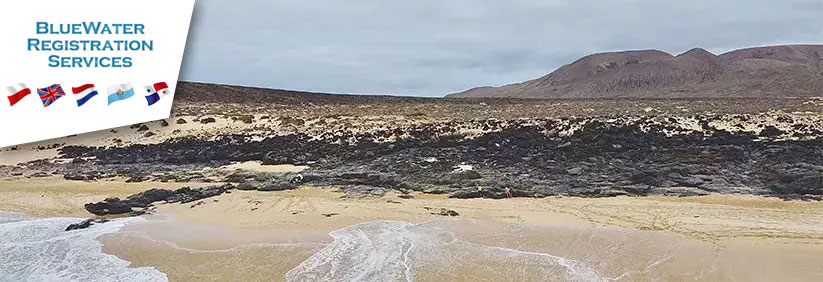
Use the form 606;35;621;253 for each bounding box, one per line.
448;44;823;98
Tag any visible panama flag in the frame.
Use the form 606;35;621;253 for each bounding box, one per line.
6;83;31;106
107;82;135;105
144;82;170;106
37;84;67;107
72;84;98;107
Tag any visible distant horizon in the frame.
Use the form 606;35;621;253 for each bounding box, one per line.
181;42;823;97
179;0;823;97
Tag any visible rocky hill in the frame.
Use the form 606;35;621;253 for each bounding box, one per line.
448;45;823;98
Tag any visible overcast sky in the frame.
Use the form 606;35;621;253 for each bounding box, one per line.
179;0;823;97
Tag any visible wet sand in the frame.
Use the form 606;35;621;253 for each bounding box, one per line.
1;177;822;281
130;187;823;242
97;187;823;281
100;213;823;281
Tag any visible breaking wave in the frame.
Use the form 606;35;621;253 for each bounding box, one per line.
285;220;609;281
0;211;167;282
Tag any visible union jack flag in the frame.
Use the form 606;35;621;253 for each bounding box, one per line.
37;84;66;107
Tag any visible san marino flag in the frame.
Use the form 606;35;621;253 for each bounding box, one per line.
107;82;135;105
144;82;170;106
72;84;98;107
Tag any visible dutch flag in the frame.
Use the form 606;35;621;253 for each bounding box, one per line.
144;82;170;106
72;84;98;107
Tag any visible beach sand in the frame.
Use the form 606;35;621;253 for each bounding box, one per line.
1;177;822;281
0;176;211;218
0;114;257;166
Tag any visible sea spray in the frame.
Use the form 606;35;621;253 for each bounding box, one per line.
285;221;419;281
0;212;167;281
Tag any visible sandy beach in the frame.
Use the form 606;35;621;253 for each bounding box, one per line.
2;176;822;281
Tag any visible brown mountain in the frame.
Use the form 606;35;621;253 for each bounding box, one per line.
448;45;823;98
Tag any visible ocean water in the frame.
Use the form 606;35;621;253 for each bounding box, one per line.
285;220;626;281
0;211;167;282
283;219;823;281
8;212;820;281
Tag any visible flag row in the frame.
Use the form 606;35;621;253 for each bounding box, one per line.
5;82;171;108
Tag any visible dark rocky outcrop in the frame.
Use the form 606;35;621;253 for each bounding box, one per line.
449;170;482;180
434;208;459;216
126;188;177;207
84;184;233;216
63;172;102;181
65;218;109;231
164;186;229;204
258;181;299;192
52;111;823;201
84;198;134;216
233;115;255;124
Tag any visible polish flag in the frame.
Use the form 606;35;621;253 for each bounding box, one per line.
6;83;31;106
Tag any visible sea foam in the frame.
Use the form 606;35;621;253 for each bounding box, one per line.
0;212;167;282
285;220;606;281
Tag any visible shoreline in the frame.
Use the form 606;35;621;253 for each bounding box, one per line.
99;211;823;281
2;176;821;242
2;177;822;280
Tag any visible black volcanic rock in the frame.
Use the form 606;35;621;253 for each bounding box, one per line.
85;198;134;216
236;183;257;190
64;172;99;181
760;126;783;137
126;189;176;207
65;219;109;232
449;170;482;180
84;185;234;216
60;109;823;201
434;208;459;216
258;181;299;191
164;186;230;204
65;219;94;231
234;115;254;124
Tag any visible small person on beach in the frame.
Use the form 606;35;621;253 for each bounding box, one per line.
505;187;513;198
